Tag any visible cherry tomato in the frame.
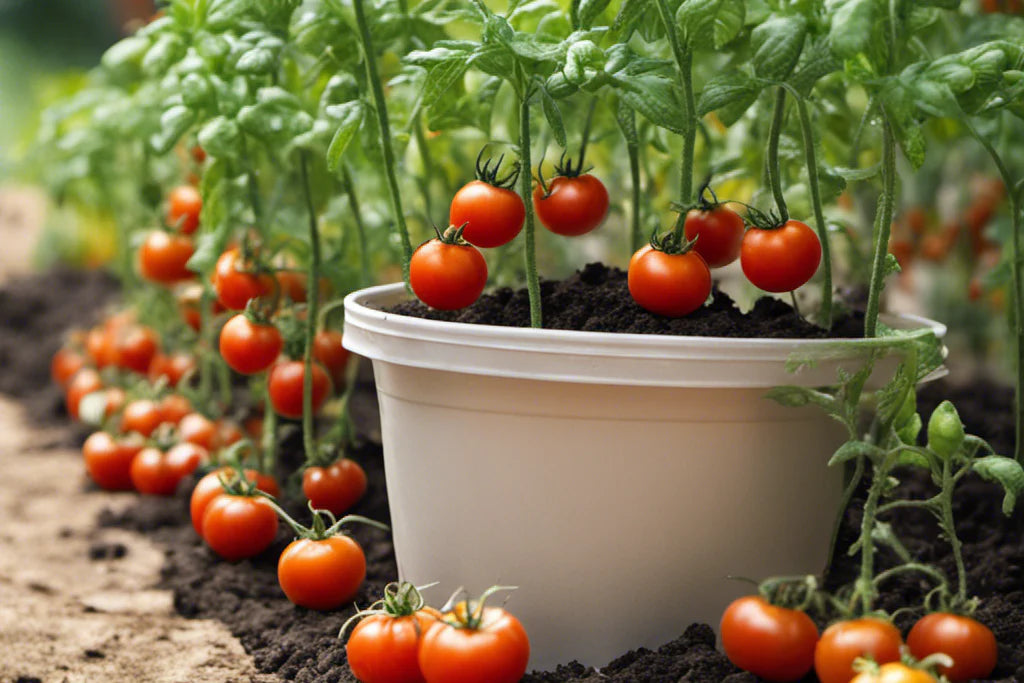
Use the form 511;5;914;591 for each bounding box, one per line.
139;231;195;284
66;368;103;420
906;613;997;681
178;412;218;450
216;419;245;448
167;185;202;234
86;326;118;369
191;145;207;164
532;174;609;236
213;248;273;310
114;325;160;374
418;604;530;683
82;431;144;491
273;271;329;305
850;663;936;683
815;619;902;683
159;394;193;425
201;494;279;560
219;314;283;375
278;535;366;610
450;180;525;248
148;352;196;387
130;443;207;495
741;220;822;293
409;239;487;311
684;206;745;268
313;330;351;388
102;388;126;419
628;247;712;317
120;399;165;437
303;460;367;516
347;611;441;683
268;360;330;419
720;596;818;682
190;468;280;535
51;347;85;387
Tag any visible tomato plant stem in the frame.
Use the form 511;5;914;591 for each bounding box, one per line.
299;152;321;466
652;0;695;205
519;93;542;328
825;455;864;581
790;91;833;327
629;145;642;252
767;87;789;222
937;456;968;602
864;113;896;338
852;452;893;614
577;97;597;172
261;390;277;474
351;0;413;285
341;164;371;288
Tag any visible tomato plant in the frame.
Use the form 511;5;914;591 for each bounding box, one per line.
409;228;487;311
815;619;903;683
268;360;330;419
303;459;367;516
720;596;818;682
906;613;997;681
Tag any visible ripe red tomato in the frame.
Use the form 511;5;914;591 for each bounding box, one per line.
102;388;126;420
51;347;85;387
684;206;745;268
120;399;165;437
139;231;195;284
906;613;997;681
86;326;119;369
409;239;487;311
213;248;273;310
178;413;218;450
148;352;196;387
159;394;193;425
66;368;103;420
450;180;525;248
82;431;144;490
815;618;902;683
720;596;818;682
418;604;530;683
201;494;279;560
313;330;351;388
190;468;280;535
114;325;159;374
628;247;712;317
532;174;609;236
741;220;822;292
303;460;367;516
219;314;283;374
850;663;937;683
167;185;202;234
278;536;366;610
347;610;441;683
268;360;330;419
130;443;207;495
216;419;245;448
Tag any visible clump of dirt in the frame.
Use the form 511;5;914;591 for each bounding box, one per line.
388;262;865;338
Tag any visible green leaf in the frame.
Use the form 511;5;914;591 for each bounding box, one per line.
326;101;365;172
468;44;516;79
181;73;215;110
973;456;1024;516
828;440;883;467
752;14;807;82
538;85;566;147
236;47;277;74
422;59;469;108
615;97;638;148
696;71;760;125
613;0;652;37
564;40;605;85
764;385;837;414
142;34;185;76
714;0;744;48
616;74;685;133
197;116;241;158
150;105;194;154
577;0;612;29
828;0;876;60
676;0;721;50
883;252;901;278
101;36;150;73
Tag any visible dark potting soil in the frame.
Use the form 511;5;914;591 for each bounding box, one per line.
387;262;866;338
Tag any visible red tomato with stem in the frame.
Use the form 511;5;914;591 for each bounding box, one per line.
303;460;368;516
450;180;525;248
51;347;85;387
409;238;487;311
178;413;219;450
201;494;279;560
418;601;530;683
850;663;937;683
82;431;145;490
131;443;207;495
347;611;440;683
190;468;280;535
815;618;902;683
120;399;165;437
86;326;118;369
532;174;609;236
219;314;283;375
684;206;745;268
139;231;195;284
741;220;822;293
720;596;818;682
148;352;196;387
159;394;193;425
268;360;330;419
167;185;202;234
906;613;997;681
628;246;712;317
278;535;367;610
313;330;351;388
113;325;159;374
213;248;273;310
66;368;103;420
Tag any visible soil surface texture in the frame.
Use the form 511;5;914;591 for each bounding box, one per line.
388;262;866;338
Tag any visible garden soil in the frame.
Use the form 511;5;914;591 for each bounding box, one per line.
4;265;1024;682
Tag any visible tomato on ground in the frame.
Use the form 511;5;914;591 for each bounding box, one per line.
303;459;367;516
278;536;366;610
113;325;160;374
219;314;283;375
740;220;821;292
190;468;280;535
628;246;711;317
347;610;441;683
850;663;937;683
159;394;193;424
418;603;530;683
120;399;166;437
51;347;85;387
201;494;279;560
532;174;609;237
130;443;207;495
148;352;196;386
815;618;902;683
86;326;119;369
213;248;273;310
906;613;997;681
450;180;525;248
139;231;195;284
313;330;351;388
178;412;218;450
684;206;745;268
409;239;487;311
268;360;330;419
720;596;818;682
167;185;202;234
83;431;145;490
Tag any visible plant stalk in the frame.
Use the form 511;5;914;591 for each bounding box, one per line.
864;113;897;338
629;143;642;252
341;164;371;287
518;92;542;328
261;389;277;474
936;457;968;601
767;87;789;222
652;0;696;204
299;152;321;466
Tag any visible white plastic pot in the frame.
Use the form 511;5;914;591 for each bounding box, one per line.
343;283;946;671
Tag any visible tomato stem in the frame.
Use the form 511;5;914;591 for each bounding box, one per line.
766;87;789;223
351;0;414;287
652;0;696;205
519;92;542;328
299;151;321;468
340;165;372;288
261;387;277;475
864;111;897;338
576;97;597;173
